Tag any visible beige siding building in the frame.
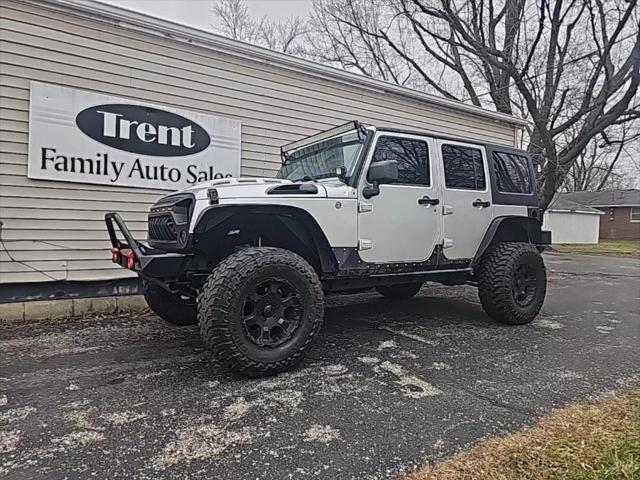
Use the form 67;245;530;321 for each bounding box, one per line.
0;0;525;304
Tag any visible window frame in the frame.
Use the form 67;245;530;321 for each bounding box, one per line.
366;133;433;188
441;142;489;192
630;207;640;222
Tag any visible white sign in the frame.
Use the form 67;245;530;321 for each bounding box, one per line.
28;82;241;190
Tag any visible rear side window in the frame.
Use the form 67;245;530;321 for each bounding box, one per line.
370;136;430;186
492;151;533;194
442;144;486;190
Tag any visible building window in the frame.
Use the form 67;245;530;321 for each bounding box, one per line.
492;151;534;194
631;207;640;222
442;144;486;190
370;136;430;186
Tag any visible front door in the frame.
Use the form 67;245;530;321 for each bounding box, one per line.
358;133;441;263
436;140;493;259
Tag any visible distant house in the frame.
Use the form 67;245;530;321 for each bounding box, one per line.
543;197;604;244
551;189;640;241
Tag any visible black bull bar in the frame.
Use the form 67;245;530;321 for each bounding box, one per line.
104;212;187;279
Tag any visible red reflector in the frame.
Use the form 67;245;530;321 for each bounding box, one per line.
126;250;137;270
110;247;120;263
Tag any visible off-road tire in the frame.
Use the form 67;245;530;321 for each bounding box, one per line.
477;242;546;325
197;247;324;377
143;282;197;326
375;282;423;300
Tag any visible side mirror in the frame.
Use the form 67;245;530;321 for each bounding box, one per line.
335;166;347;182
367;160;398;184
363;160;398;199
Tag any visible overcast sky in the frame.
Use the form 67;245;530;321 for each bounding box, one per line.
103;0;312;30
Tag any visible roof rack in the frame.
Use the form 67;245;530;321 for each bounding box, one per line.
280;121;368;160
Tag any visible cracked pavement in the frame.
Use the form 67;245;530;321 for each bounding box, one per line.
1;252;639;479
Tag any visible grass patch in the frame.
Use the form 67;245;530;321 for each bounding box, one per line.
406;388;640;480
552;240;640;257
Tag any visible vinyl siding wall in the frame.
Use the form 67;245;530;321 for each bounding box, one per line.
0;0;518;285
543;211;601;244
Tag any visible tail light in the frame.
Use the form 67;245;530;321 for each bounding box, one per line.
111;247;120;263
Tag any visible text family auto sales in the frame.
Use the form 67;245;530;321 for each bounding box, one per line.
39;148;229;184
28;83;242;191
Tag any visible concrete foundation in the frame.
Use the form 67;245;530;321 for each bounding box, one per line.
0;295;149;323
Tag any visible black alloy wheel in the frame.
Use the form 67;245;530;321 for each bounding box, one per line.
241;279;303;347
512;264;538;307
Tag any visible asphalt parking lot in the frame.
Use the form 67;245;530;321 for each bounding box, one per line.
1;252;639;480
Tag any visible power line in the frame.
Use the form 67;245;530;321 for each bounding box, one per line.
0;220;129;286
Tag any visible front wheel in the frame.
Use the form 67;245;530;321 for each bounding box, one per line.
197;247;324;377
477;242;546;325
143;282;197;326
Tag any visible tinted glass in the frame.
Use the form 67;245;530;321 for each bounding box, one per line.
370;136;430;185
442;145;486;190
492;151;533;194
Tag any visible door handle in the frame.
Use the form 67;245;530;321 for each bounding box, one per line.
472;199;491;208
418;196;440;206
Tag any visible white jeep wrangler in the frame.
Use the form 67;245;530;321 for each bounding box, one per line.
106;121;550;377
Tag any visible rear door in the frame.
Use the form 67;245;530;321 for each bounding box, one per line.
436;140;492;259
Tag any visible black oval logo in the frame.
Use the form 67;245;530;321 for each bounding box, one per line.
75;104;211;156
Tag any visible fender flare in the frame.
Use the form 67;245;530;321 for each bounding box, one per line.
472;216;543;267
193;204;339;274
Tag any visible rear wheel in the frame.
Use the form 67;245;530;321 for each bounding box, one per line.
198;247;324;377
477;242;546;325
143;282;197;326
375;282;423;300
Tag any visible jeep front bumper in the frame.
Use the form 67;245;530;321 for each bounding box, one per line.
105;212;188;279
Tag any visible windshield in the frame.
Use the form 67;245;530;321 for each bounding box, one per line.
277;130;364;182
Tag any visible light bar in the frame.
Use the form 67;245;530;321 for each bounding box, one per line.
281;121;363;157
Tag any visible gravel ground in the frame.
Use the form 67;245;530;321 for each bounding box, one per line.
1;252;638;479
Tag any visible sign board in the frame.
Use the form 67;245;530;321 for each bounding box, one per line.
28;82;241;190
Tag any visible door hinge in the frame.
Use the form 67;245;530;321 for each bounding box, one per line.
358;239;373;250
443;205;454;215
358;202;373;213
443;238;454;248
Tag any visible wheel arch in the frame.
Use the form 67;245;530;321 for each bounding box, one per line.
472;216;543;267
193;204;338;275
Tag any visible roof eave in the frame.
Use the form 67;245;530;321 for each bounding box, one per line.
549;209;604;214
588;204;640;208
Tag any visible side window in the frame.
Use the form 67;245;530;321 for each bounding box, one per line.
492;151;533;194
369;136;430;186
442;144;486;190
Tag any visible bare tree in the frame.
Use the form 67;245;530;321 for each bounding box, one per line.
308;1;421;86
212;0;307;55
309;0;640;209
564;122;640;191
